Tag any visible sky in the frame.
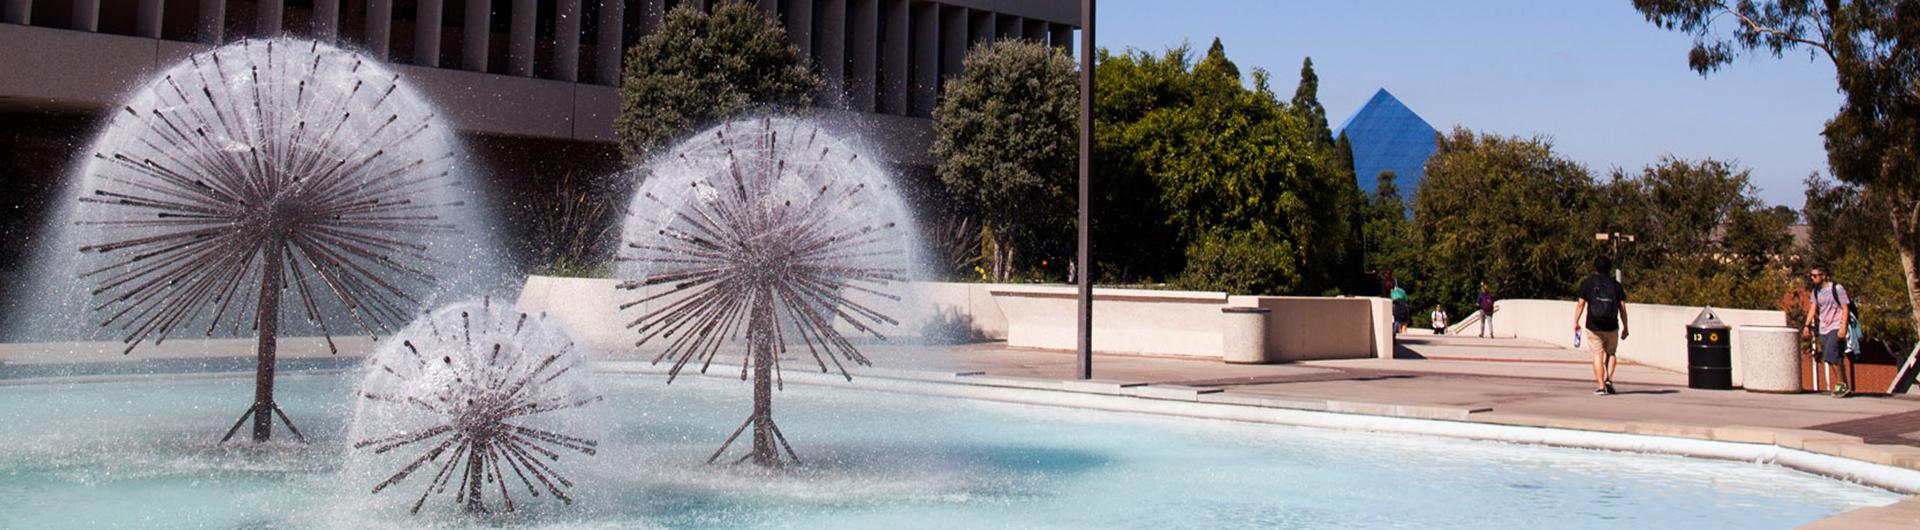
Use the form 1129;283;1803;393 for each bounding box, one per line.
1096;0;1843;209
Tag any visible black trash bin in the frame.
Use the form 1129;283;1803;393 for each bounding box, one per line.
1687;308;1734;390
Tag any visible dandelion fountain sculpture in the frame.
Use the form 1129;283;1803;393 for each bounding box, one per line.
619;116;916;468
351;299;601;514
71;38;467;443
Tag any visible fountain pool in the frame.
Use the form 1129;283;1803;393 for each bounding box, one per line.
0;368;1898;528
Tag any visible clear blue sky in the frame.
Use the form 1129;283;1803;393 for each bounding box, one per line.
1096;0;1842;209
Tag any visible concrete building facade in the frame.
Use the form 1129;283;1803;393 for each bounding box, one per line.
0;0;1080;288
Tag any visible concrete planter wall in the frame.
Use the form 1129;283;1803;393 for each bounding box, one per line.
515;276;1391;362
1490;299;1786;387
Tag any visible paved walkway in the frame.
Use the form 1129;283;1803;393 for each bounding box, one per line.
847;337;1920;440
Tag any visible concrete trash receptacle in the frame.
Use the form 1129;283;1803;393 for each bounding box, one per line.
1221;306;1272;364
1738;325;1802;393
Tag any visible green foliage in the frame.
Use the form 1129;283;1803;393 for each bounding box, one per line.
1362;170;1419;286
1292;57;1332;147
930;39;1079;281
529;171;625;278
1092;42;1357;293
614;1;820;161
1170;227;1299;295
1634;0;1920;349
1805;176;1917;351
1416;128;1600;314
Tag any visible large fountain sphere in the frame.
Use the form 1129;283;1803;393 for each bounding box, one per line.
616;116;919;467
43;37;497;347
618;116;920;372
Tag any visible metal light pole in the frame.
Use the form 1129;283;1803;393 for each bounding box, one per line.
1075;0;1095;380
1595;232;1636;282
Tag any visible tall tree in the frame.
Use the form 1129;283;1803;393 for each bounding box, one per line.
1292;57;1333;147
931;39;1080;281
1634;0;1920;340
615;1;820;161
1417;128;1601;311
1093;41;1355;294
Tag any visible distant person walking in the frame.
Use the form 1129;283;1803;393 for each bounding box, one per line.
1477;283;1497;338
1573;256;1629;395
1390;284;1410;335
1803;266;1853;397
1431;304;1449;335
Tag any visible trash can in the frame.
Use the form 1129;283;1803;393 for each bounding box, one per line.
1687;308;1734;390
1221;306;1272;364
1737;325;1802;393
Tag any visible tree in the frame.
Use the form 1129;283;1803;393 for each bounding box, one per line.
1362;170;1418;282
1634;0;1920;345
931;39;1079;281
1092;42;1357;294
1417;128;1601;313
1806;175;1916;350
1292;57;1333;147
1579;157;1799;310
615;1;820;161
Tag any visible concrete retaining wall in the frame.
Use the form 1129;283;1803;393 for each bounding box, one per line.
517;276;1391;361
1491;299;1787;386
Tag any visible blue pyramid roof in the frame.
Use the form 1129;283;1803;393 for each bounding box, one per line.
1337;88;1437;197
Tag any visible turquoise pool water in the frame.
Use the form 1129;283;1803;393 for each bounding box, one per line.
0;370;1899;528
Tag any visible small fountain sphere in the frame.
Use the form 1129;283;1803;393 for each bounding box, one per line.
350;299;601;514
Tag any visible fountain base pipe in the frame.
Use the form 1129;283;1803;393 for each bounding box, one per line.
219;242;306;444
708;339;799;468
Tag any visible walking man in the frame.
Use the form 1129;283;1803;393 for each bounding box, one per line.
1803;266;1853;397
1477;282;1497;337
1573;256;1629;395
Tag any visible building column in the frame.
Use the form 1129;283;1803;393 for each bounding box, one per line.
365;0;392;58
554;0;581;81
198;0;226;44
848;0;877;112
996;14;1019;40
909;1;938;117
879;0;908;115
1049;23;1072;52
313;0;340;39
136;0;164;37
463;0;490;72
638;0;662;38
1022;18;1044;42
755;0;777;21
258;0;283;36
816;0;845;107
509;0;535;76
593;0;623;84
414;0;441;66
71;0;99;31
967;9;993;47
939;6;966;81
783;0;811;58
3;0;29;25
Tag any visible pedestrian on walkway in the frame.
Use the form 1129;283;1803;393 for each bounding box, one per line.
1803;266;1853;397
1573;256;1629;395
1391;284;1410;335
1431;304;1449;335
1477;283;1498;338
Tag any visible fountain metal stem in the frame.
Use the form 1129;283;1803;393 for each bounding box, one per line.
220;238;306;444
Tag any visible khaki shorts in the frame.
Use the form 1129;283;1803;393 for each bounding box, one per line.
1583;329;1620;358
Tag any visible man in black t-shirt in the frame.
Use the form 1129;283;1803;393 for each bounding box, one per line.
1573;255;1630;395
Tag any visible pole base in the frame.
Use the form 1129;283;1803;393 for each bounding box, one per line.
218;401;308;444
